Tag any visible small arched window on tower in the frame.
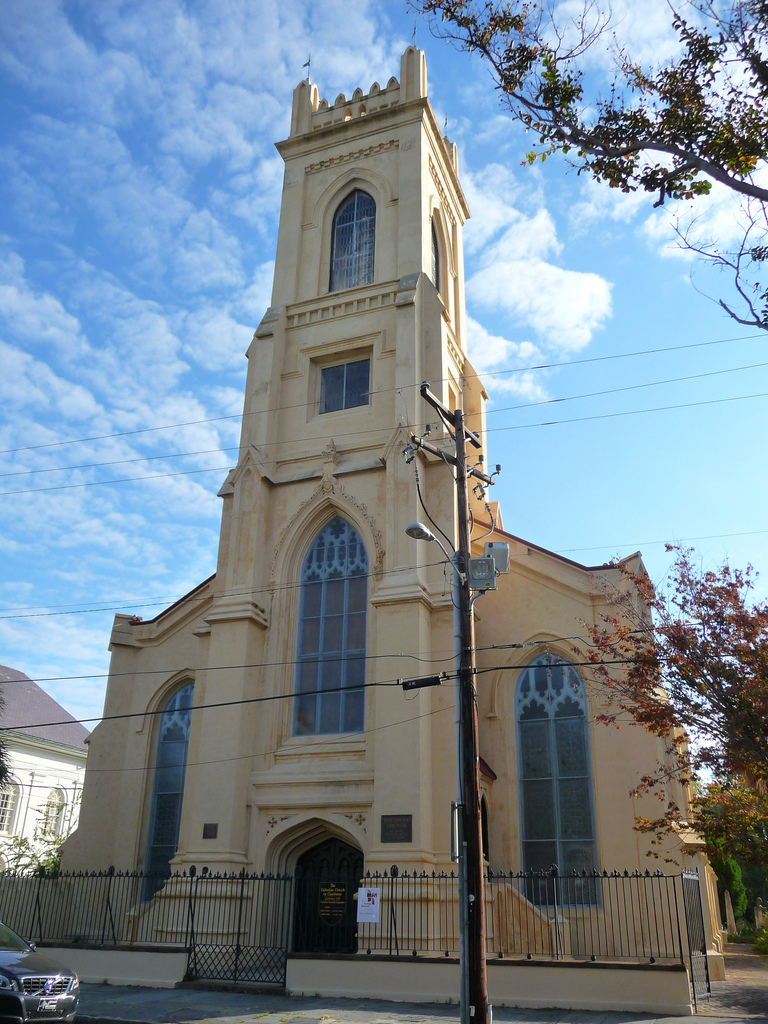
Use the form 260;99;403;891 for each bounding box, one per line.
330;189;375;292
516;655;598;904
431;219;441;293
294;516;368;735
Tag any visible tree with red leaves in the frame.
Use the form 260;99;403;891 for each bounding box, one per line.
586;545;768;860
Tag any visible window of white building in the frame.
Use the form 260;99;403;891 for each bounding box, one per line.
0;783;19;834
42;789;66;837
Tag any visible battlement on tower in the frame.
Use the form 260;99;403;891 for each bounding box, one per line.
288;47;458;172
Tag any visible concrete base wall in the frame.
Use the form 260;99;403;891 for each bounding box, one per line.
43;947;187;988
42;946;694;1015
286;956;693;1016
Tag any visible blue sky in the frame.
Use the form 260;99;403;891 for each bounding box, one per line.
1;0;767;727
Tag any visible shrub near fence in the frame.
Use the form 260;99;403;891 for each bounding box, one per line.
0;867;695;967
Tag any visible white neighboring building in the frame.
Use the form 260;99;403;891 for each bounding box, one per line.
0;665;89;867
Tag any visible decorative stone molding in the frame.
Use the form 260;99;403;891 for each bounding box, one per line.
266;814;294;835
270;481;385;585
429;156;456;227
344;812;367;834
306;139;398;175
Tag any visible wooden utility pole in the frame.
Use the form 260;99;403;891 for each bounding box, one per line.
413;385;491;1024
454;407;489;1024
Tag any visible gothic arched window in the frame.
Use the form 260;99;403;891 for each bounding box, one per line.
144;682;194;894
294;516;368;735
516;656;597;880
330;190;375;292
431;220;441;292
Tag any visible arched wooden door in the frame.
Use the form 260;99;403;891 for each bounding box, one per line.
293;837;363;953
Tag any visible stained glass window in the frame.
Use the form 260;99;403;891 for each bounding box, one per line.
330;190;375;291
144;682;194;897
294;517;368;735
516;656;597;897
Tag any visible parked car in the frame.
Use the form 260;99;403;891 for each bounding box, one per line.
0;921;79;1023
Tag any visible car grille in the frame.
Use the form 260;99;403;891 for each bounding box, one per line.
20;975;71;996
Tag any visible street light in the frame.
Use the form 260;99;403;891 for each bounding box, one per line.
404;520;472;1024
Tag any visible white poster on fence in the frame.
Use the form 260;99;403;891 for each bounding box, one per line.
356;887;380;923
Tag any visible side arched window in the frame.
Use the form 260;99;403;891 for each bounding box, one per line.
144;682;194;894
330;189;375;291
431;220;441;292
0;782;19;834
516;656;597;882
294;516;368;735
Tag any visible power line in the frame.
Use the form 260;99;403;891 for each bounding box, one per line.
4;386;768;497
487;389;768;435
0;557;459;619
6;357;766;482
1;330;762;458
2;659;638;738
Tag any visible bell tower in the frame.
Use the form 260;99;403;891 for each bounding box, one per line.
66;47;487;882
171;46;483;876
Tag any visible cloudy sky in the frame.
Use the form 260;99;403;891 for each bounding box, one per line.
2;0;767;727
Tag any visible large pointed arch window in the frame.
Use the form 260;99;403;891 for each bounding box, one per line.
144;682;194;895
330;189;375;291
294;516;368;735
516;656;597;881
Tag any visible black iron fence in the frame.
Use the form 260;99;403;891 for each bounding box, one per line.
0;866;707;987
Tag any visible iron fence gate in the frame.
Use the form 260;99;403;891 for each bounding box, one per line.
681;869;711;1007
184;871;293;985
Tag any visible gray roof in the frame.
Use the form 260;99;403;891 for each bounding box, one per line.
0;665;90;750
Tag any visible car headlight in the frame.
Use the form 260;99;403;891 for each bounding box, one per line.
70;975;79;991
0;971;18;990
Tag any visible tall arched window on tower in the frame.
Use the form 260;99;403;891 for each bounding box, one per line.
294;516;368;735
330;190;376;291
431;219;441;292
144;682;194;897
516;655;597;898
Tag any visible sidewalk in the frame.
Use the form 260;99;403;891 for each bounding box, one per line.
75;941;768;1024
75;983;768;1024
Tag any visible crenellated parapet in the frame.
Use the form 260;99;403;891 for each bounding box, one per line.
292;48;417;128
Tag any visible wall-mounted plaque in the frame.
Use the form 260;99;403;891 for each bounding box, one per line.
380;814;412;843
202;823;218;839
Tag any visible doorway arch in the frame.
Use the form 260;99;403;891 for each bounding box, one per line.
293;836;363;953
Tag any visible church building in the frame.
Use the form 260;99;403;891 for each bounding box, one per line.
63;48;722;987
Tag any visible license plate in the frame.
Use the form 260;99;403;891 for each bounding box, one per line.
38;996;60;1012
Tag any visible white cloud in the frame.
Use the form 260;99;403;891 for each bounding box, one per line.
181;307;254;372
469;257;612;351
463;167;612;350
0;252;84;350
466;318;551;403
0;341;101;421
